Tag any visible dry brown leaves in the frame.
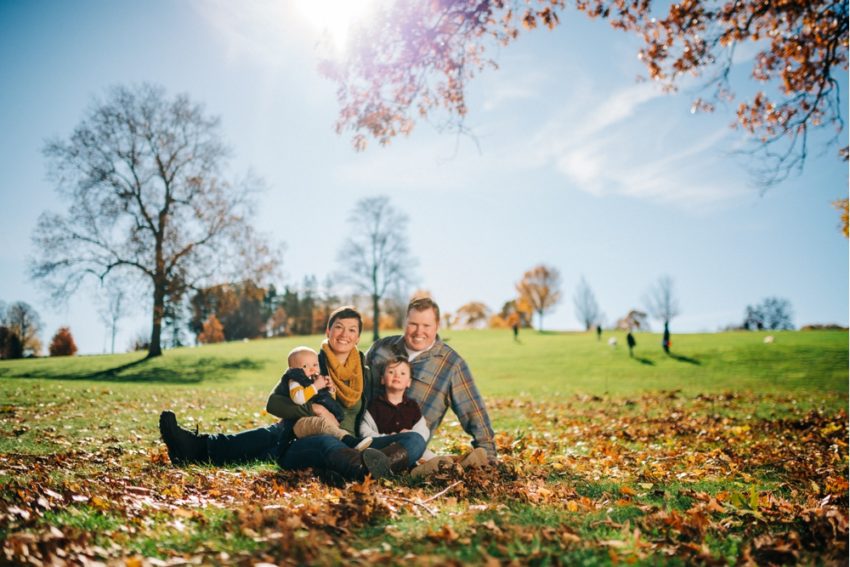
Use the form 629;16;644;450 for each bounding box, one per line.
1;391;847;565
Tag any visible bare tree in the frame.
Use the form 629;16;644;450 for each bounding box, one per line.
336;196;417;342
96;281;127;354
573;276;602;331
743;297;795;331
643;275;681;353
516;264;562;332
31;83;280;358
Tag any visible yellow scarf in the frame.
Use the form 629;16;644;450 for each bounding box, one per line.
321;341;363;408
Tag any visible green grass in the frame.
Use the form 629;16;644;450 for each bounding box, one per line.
0;329;847;565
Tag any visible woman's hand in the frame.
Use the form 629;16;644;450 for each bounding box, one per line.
311;404;339;427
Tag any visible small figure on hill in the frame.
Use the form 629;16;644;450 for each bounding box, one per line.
662;323;671;354
512;322;519;342
627;331;636;357
596;324;602;341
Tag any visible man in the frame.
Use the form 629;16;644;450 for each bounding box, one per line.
367;297;497;460
159;306;419;482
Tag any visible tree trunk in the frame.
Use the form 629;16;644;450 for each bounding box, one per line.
538;309;544;332
372;293;380;343
110;319;117;355
148;281;165;358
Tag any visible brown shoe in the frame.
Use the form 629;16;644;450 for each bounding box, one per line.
410;456;454;479
459;447;489;469
327;447;390;482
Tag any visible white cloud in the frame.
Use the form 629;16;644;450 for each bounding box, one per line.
518;81;752;211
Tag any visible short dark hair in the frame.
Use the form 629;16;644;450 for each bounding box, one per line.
383;355;411;375
327;305;363;334
407;296;440;324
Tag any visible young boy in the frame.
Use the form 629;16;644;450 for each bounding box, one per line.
359;356;487;477
286;346;371;451
359;356;430;447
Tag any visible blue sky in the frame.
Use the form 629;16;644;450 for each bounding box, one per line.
1;0;847;355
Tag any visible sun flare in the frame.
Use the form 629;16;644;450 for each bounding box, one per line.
295;0;377;52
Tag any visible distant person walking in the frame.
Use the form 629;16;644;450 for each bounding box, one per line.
596;324;602;341
662;323;671;354
512;322;520;342
627;331;636;358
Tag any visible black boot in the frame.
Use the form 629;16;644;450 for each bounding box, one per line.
159;411;209;465
380;442;410;475
327;447;390;482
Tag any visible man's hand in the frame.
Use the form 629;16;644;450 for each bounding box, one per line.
311;404;339;427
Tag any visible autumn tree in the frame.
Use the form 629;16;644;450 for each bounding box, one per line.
573;276;602;331
315;276;341;333
617;309;650;331
31;83;280;359
190;280;268;341
49;327;78;357
321;0;847;215
834;198;849;237
198;314;225;344
516;264;562;332
336;196;417;342
1;301;43;357
455;301;492;329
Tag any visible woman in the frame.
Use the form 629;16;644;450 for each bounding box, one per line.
159;306;425;482
272;305;426;481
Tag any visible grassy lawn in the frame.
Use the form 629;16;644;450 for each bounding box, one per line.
1;329;847;564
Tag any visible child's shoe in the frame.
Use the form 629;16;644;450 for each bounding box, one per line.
342;435;373;451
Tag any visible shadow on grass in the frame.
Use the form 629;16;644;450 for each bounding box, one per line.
668;353;701;365
4;356;265;383
634;356;655;366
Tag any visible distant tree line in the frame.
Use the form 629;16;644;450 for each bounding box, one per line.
449;269;813;349
0;300;77;359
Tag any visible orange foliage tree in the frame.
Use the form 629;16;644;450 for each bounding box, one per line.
198;314;225;344
455;301;492;329
321;0;847;207
516;265;562;331
48;327;78;357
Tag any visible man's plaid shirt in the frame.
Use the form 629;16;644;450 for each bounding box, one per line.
366;335;497;459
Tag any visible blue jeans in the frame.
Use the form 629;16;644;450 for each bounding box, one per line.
279;431;426;471
206;421;292;466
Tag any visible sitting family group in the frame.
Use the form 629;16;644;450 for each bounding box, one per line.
159;297;496;483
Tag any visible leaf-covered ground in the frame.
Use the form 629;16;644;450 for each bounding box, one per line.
2;391;847;566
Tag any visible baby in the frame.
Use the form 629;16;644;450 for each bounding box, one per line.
285;346;371;451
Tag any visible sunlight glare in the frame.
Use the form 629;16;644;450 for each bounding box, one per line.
295;0;377;52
